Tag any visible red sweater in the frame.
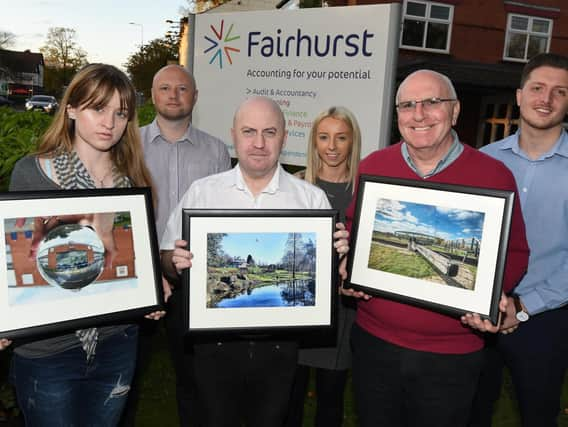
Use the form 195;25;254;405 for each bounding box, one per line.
346;143;529;354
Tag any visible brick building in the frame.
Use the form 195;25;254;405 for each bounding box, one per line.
338;0;568;147
6;220;136;288
180;0;566;147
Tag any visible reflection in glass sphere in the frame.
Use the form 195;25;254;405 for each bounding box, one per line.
36;224;105;291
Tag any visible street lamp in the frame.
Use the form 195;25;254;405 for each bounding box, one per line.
129;22;144;48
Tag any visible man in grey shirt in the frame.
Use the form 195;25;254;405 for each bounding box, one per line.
140;64;231;240
125;64;230;427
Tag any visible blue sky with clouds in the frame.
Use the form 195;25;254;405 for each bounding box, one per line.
2;1;187;69
374;198;485;242
218;232;316;265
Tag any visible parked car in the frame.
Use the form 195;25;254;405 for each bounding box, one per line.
0;96;14;107
25;95;58;114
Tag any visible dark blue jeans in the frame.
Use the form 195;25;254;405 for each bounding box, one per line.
11;326;138;427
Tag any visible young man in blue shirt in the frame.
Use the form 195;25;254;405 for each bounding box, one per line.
474;53;568;427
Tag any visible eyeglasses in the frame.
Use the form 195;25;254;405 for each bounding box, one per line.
396;97;456;112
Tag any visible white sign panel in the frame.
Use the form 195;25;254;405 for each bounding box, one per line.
193;4;400;165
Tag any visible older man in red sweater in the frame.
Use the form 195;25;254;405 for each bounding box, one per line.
344;70;529;427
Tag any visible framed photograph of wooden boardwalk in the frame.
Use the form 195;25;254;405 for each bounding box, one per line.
182;209;338;335
345;176;514;324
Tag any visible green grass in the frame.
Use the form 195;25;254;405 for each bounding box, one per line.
465;263;478;276
133;327;177;425
209;266;312;283
0;104;157;192
368;243;435;278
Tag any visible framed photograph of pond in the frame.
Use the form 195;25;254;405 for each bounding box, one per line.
0;188;163;340
182;209;338;335
345;175;514;324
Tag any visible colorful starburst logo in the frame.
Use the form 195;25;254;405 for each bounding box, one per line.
204;20;240;69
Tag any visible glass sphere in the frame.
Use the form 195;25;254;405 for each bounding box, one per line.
36;224;105;290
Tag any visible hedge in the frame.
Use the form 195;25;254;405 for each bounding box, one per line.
0;104;156;191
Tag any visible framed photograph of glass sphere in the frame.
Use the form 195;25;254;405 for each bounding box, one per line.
0;188;163;340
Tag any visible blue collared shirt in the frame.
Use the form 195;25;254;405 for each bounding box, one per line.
401;130;464;178
481;130;568;315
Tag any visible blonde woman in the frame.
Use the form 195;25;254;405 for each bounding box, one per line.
7;64;162;426
287;106;361;427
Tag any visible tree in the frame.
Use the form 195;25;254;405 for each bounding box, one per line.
300;238;316;273
40;27;88;91
282;233;302;277
281;234;316;276
0;31;15;49
125;37;179;99
207;233;227;266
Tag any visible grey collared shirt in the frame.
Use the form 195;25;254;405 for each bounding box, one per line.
401;130;464;178
140;118;231;240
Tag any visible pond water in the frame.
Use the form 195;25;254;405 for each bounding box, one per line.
215;279;315;308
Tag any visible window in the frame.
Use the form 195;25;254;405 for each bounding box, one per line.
6;246;12;270
477;95;519;148
116;265;129;277
21;273;34;285
504;14;552;62
400;0;454;53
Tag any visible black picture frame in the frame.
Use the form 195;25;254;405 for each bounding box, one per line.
0;188;163;339
182;209;338;336
345;175;514;325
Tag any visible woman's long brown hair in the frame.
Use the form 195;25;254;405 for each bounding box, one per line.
36;63;153;190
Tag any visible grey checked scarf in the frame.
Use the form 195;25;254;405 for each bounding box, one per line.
52;150;130;361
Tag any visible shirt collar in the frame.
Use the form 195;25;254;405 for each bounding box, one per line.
233;164;281;195
504;129;568;160
148;118;194;144
401;130;463;178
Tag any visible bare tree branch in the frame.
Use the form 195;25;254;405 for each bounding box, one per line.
40;27;88;89
0;31;16;49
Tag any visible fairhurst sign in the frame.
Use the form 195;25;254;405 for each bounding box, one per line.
193;4;400;165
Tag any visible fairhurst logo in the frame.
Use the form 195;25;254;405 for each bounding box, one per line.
204;19;240;69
